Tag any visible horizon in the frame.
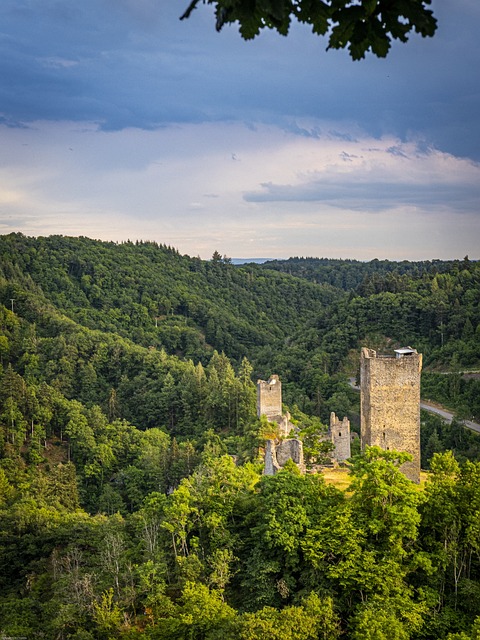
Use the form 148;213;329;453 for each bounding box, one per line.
1;0;479;260
1;231;475;264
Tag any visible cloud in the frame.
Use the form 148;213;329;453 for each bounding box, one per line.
0;0;479;261
38;57;79;69
0;120;479;261
244;140;480;213
245;179;480;213
386;146;408;158
0;0;479;159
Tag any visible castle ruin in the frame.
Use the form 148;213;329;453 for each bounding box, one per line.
329;412;351;462
258;375;352;474
257;375;295;438
257;375;304;474
360;346;422;483
264;439;306;475
257;374;282;420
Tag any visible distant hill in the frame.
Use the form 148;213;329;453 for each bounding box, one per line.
259;256;463;290
231;258;275;265
0;233;338;368
1;234;479;420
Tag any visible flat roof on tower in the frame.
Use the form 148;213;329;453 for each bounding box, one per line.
394;347;417;355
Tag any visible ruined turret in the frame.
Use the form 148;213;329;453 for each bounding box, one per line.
258;374;302;474
257;375;282;420
329;412;351;462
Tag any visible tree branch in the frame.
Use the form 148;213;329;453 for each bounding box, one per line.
180;0;202;21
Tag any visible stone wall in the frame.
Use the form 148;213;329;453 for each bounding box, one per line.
263;438;305;475
257;375;282;419
360;347;422;483
330;412;351;462
264;440;281;475
276;438;304;468
259;374;306;475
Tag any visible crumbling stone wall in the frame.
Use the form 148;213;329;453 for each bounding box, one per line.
360;347;422;483
257;375;282;420
259;374;352;474
264;440;281;475
257;375;295;437
259;374;304;474
263;438;305;475
275;438;304;468
330;412;351;462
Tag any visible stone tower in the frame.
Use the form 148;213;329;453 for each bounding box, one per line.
360;346;422;483
257;375;282;420
258;374;303;474
329;412;351;462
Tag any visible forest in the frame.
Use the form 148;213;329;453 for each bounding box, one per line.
0;233;480;639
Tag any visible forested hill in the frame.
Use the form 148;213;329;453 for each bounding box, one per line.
2;234;480;639
261;255;466;291
0;233;338;365
1;233;480;420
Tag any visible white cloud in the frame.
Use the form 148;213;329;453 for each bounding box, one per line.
244;138;480;214
0;120;478;260
38;57;79;69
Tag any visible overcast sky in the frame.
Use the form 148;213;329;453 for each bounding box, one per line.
0;0;479;260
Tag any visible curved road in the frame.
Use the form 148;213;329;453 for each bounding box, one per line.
420;401;480;434
348;378;480;435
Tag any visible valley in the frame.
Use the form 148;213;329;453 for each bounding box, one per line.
0;234;479;639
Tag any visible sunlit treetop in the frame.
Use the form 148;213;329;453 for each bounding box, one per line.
180;0;437;60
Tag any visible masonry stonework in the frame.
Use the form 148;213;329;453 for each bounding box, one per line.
259;374;352;474
263;439;307;475
329;412;351;462
360;346;422;483
258;374;305;475
257;375;282;420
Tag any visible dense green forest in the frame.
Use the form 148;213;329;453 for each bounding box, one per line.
1;233;480;639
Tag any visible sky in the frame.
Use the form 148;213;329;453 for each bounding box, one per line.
0;0;479;261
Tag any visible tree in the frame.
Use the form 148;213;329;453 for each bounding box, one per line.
180;0;437;60
91;588;123;637
238;467;343;609
235;592;340;639
64;401;96;463
321;447;425;620
151;581;236;639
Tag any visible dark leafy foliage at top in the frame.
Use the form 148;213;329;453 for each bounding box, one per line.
180;0;437;59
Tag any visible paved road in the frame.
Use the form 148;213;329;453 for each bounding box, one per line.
420;402;480;434
348;378;480;435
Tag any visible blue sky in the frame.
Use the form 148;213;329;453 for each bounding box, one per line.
0;0;479;260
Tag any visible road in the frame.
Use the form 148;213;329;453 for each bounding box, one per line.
348;378;480;435
420;401;480;434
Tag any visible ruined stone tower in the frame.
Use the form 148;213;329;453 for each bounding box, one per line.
258;374;303;474
329;412;351;462
360;346;422;483
257;375;282;420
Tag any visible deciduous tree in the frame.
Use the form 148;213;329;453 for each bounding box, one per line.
181;0;437;60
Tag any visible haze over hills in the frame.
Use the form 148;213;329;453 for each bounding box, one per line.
231;258;275;265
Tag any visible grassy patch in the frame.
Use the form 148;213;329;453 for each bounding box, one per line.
320;467;430;492
321;467;352;491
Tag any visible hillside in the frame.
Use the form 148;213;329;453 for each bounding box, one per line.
2;234;480;639
260;255;461;290
0;233;338;365
1;233;479;422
